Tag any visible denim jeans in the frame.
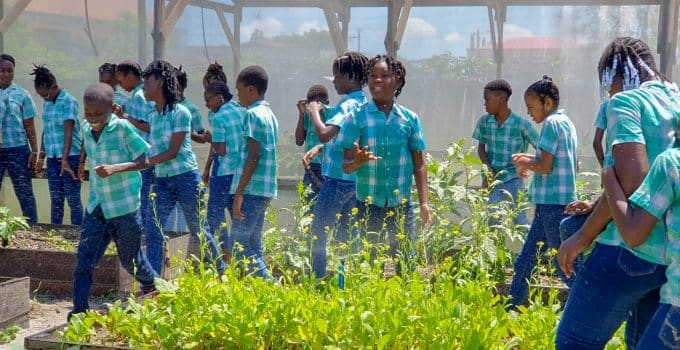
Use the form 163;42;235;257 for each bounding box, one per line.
73;206;157;312
139;167;154;230
556;243;668;349
310;177;356;278
207;174;234;249
508;204;572;307
637;303;680;349
0;145;37;223
231;194;272;279
488;177;529;226
558;214;586;276
163;204;188;232
303;163;324;200
145;170;225;275
46;155;82;225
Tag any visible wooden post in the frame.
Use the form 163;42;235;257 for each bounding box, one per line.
138;0;147;66
152;0;164;60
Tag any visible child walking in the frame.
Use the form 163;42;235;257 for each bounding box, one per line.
295;84;330;198
507;76;578;308
70;83;157;320
33;65;83;225
98;63;128;107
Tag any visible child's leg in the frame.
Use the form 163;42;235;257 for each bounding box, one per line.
539;204;573;285
145;177;176;275
508;205;547;307
72;206;112;312
310;178;340;278
231;194;272;278
111;210;157;290
139;166;154;229
336;182;357;244
386;202;415;276
207;174;234;250
46;157;65;224
4;145;37;224
63;155;83;225
504;177;529;226
635;303;679;349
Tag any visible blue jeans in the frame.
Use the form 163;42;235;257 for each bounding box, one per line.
508;204;572;307
207;174;234;249
637;303;680;349
140;167;154;230
46;155;82;225
145;170;225;274
303;163;324;199
163;204;188;232
310;177;356;278
0;145;37;223
73;206;157;312
488;177;528;226
556;243;668;349
231;194;272;279
558;214;586;275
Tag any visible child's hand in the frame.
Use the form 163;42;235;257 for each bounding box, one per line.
78;164;87;181
113;104;124;118
202;169;211;186
61;159;78;180
302;145;323;170
352;142;381;167
420;203;432;229
203;130;213;143
305;101;323;116
28;152;37;170
516;165;529;179
34;158;44;178
233;194;244;221
296;99;306;116
511;154;533;167
564;200;593;216
94;164;117;178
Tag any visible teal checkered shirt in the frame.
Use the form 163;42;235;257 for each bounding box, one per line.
148;103;199;177
41;89;81;158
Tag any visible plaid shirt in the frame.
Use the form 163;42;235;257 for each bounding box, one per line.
82;115;149;219
230;100;279;198
528;110;577;205
339;101;426;208
629;149;678;304
323;90;366;181
1;84;37;148
42;89;81;158
599;81;680;264
594;100;608;130
114;90;129;108
123;83;151;142
212;100;246;176
302;107;329;165
148;103;198;177
472;112;539;182
180;98;205;133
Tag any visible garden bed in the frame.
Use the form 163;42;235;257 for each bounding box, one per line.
0;276;30;329
25;323;132;350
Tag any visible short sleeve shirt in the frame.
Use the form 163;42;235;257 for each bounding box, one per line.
123;83;151;142
322;90;366;181
42;89;81;158
148;103;198;177
180;98;205;133
302;107;329;165
113;90;129;108
82;115;149;219
594;100;608;130
0;84;37;148
211;101;246;176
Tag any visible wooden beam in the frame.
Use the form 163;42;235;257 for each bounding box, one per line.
385;0;401;56
191;0;660;8
138;0;147;66
659;0;679;78
152;0;164;59
393;0;413;47
233;3;242;79
215;10;240;59
323;2;347;56
190;0;235;13
0;0;31;34
160;0;190;35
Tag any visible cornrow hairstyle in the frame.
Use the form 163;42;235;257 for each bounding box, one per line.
0;54;15;66
333;51;369;86
206;81;233;103
598;37;663;98
237;65;268;95
306;84;329;103
116;60;142;77
525;75;560;107
484;79;512;98
175;65;188;89
204;62;227;85
142;60;179;112
98;62;117;76
30;64;57;89
367;55;406;98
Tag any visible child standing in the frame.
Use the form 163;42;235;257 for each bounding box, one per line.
304;52;369;278
295;85;330;197
201;63;228;185
98;63;128;107
230;65;278;279
339;55;431;274
141;60;225;275
472;79;538;225
32;65;83;225
70;83;157;319
507;76;578;308
0;54;38;223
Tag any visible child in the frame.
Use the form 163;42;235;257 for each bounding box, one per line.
201;63;228;185
472;79;538;226
0;53;38;223
303;52;369;278
204;81;245;256
295;84;330;197
70;83;158;320
141;60;225;275
339;55;430;275
32;65;83;225
98;63;128;107
592;101;607;167
507;75;577;308
230;65;278;279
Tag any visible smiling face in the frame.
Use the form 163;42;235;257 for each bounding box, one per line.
367;61;399;105
84;100;112;132
524;93;555;124
204;90;223;112
142;74;161;103
0;59;14;89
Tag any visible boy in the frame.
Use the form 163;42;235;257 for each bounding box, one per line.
295;84;330;197
70;83;157;320
231;65;278;279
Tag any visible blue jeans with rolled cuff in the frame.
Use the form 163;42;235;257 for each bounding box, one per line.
230;194;272;279
0;145;37;223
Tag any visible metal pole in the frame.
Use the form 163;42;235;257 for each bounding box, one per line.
0;0;4;53
152;0;164;60
138;0;147;66
233;5;242;79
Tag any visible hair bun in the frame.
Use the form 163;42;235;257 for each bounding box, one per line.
542;75;552;81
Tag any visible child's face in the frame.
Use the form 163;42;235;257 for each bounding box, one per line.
483;90;503;115
368;61;399;104
236;81;255;108
84;100;112;132
143;75;161;102
36;86;56;102
0;60;14;88
204;90;223;112
333;72;353;95
524;93;552;123
99;73;117;90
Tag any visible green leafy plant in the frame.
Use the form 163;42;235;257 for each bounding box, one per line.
0;207;30;247
0;324;20;344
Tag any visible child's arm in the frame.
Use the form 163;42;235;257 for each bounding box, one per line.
342;143;381;174
116;100;151;133
412;150;431;226
148;131;186;166
232;137;260;220
22;118;38;168
35;132;45;178
78;141;87;181
295;99;306;146
60;120;77;179
202;150;214;186
307;101;339;143
93;154;149;178
302;144;323;170
513;150;553;175
593;128;605;167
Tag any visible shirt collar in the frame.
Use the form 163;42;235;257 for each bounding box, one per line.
250;99;268;109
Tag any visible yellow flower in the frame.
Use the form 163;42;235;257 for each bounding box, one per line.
387;211;394;218
234;242;245;252
149;192;157;199
220;222;228;229
396;233;406;241
303;226;310;233
198;181;206;189
199;209;207;217
351;207;359;216
401;198;408;205
336;213;342;220
366;196;373;204
393;189;400;196
536;241;545;248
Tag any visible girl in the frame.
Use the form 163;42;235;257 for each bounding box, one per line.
201;63;229;185
508;76;578;308
32;65;83;225
98;62;128;107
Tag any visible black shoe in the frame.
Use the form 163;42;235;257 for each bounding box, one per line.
67;309;86;322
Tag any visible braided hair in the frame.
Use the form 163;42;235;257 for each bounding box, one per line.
367;55;406;98
598;37;663;97
333;52;369;86
0;54;15;66
204;62;227;85
525;75;560;107
98;62;117;76
116;60;142;78
306;84;329;104
175;65;188;89
30;64;57;89
484;79;512;98
142;60;179;112
206;81;233;103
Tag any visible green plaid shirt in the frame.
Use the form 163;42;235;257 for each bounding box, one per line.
83;115;149;219
594;100;608;130
323;90;366;181
339;101;426;208
528;110;577;205
180;98;205;133
148;103;198;177
599;81;680;264
302;107;328;165
1;84;37;148
212;100;246;176
123;83;151;142
114;90;129;108
628;149;677;304
42;89;81;158
230;100;279;198
472;112;539;182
